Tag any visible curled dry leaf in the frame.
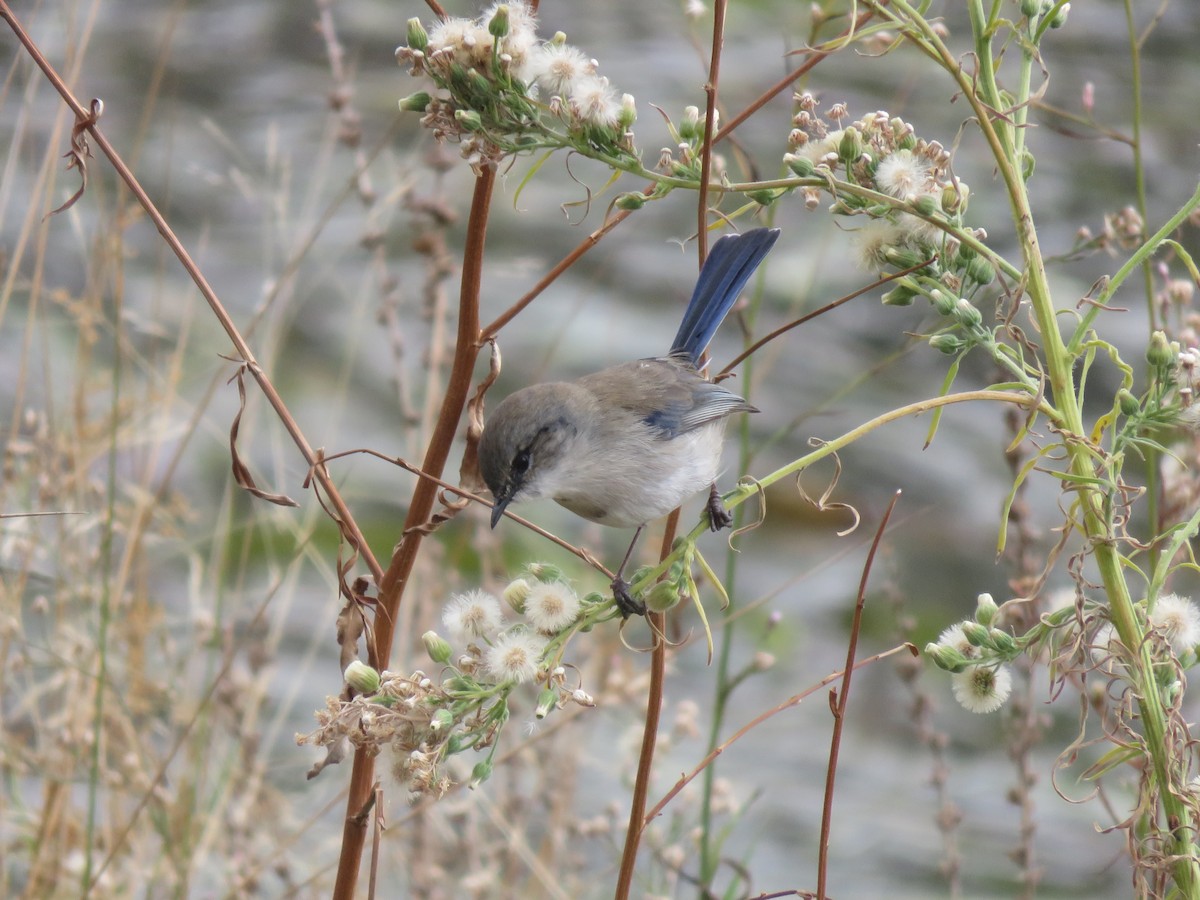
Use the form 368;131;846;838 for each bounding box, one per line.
796;439;861;536
304;735;350;780
460;337;501;494
227;365;300;508
48;98;103;218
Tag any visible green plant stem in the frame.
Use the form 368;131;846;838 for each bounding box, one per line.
626;390;1040;596
1011;7;1035;161
956;0;1200;888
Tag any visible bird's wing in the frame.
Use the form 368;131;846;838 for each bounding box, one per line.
576;359;757;440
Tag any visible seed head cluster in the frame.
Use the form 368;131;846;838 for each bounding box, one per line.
299;568;594;799
396;2;637;172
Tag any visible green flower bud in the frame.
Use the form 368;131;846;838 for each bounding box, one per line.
881;285;917;307
502;578;532;613
884;246;927;270
422;630;453;665
929;288;957;317
469;758;494;788
748;189;778;207
615;192;646;211
974;592;999;626
406;17;429;52
344;660;381;695
1019;0;1040;16
398;91;432;112
487;4;510;38
678;105;700;141
988;628;1017;655
965;256;995;285
1049;2;1069;28
1117;389;1140;417
924;642;970;673
443;675;475;695
929;333;964;355
913;194;938;218
466;68;492;97
454;108;483;131
535;687;557;719
940;182;968;214
1147;331;1173;368
430;708;455;731
645;581;681;613
961;621;990;646
617;94;637;129
955;298;983;329
526;563;564;583
784;152;815;177
838;126;863;164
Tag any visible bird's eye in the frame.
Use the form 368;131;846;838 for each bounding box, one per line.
511;448;532;476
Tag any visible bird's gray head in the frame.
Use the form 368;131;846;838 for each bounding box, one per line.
477;383;589;528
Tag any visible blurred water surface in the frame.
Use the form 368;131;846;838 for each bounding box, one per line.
3;0;1200;896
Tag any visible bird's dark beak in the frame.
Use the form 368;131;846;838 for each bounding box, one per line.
489;491;512;529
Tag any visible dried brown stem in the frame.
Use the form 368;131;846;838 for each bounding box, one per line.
716;261;933;378
696;0;728;259
816;491;901;899
613;511;679;900
332;171;496;898
481;204;641;340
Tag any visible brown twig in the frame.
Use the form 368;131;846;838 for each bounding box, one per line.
331;169;496;899
481;205;640;340
616;3;730;889
613;511;679;900
696;0;728;260
816;490;902;899
717;260;935;378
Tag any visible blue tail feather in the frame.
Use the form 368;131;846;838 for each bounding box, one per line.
669;228;781;365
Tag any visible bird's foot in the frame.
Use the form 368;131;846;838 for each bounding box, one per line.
612;576;647;618
706;484;734;531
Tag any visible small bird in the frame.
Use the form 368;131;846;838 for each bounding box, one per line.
478;227;781;615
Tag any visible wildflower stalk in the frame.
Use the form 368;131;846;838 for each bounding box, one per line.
879;0;1200;887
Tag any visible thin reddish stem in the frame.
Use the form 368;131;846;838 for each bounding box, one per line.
332;170;496;899
613;511;678;900
696;0;728;259
816;491;901;899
